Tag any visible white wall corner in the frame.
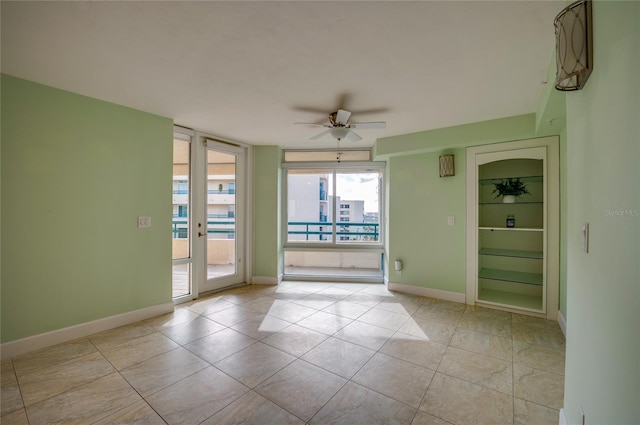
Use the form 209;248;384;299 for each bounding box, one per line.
0;302;174;359
251;276;279;285
557;309;567;337
387;282;466;304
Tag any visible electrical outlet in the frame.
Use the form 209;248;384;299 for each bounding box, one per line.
447;216;455;226
138;216;152;228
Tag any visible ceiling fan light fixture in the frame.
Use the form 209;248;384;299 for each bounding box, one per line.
330;128;350;140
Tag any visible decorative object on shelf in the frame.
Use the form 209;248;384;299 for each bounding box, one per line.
554;0;593;91
506;214;515;228
439;154;455;177
492;178;530;203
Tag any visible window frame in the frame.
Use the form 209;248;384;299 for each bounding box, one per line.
282;160;385;251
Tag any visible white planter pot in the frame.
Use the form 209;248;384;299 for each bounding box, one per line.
503;195;516;204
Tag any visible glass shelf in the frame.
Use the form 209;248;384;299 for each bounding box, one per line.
478;268;543;286
479;248;543;259
479;227;543;232
479;201;543;205
479;175;543;185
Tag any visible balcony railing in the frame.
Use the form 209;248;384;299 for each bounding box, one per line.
172;219;235;238
172;219;379;241
288;221;379;241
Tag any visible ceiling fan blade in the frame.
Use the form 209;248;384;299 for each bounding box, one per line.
310;129;332;140
346;130;362;142
349;121;387;129
294;122;331;127
335;109;352;125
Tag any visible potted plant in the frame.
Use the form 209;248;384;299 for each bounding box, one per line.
492;178;530;203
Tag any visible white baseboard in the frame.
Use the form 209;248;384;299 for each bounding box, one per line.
0;302;174;359
252;276;278;285
559;408;568;425
387;282;466;304
557;309;567;337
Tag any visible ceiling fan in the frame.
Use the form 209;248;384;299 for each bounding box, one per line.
295;109;386;142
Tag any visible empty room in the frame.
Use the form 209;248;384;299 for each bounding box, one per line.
1;1;638;424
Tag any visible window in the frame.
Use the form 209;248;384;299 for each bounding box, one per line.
284;163;383;246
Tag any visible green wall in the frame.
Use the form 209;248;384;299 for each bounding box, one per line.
377;113;564;302
563;2;639;423
252;145;281;280
387;150;466;292
1;75;173;343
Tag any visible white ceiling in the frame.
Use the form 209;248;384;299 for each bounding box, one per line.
1;1;562;149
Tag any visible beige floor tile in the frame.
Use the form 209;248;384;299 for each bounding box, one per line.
342;292;385;308
310;382;415;425
422;299;466;313
88;322;156;352
19;351;115;406
143;308;199;330
514;398;559;425
262;324;329;357
315;286;357;299
513;364;564;409
184;296;235;316
420;373;513;425
201;390;305;425
93;400;166;424
449;327;512;361
1;360;23;416
243;297;290;314
353;352;434;408
334;320;395;350
160;316;226;345
13;338;97;377
255;360;346;422
101;332;180;370
120;347;209;396
292;294;338;310
215;342;296;387
297;311;353;335
437;347;512;394
1;408;29;425
512;324;566;350
322;300;372;319
358;308;411;331
513;340;565;375
397;316;456;345
301;337;375;379
413;305;463;326
512;314;562;330
375;298;422;315
411;410;452;425
266;302;318;322
380;333;447;370
206;306;265;327
185;328;256;364
458;314;512;338
25;373;141;425
231;315;291;340
146;366;248;425
464;305;512;322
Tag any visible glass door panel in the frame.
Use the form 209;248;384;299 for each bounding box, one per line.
200;141;245;293
172;136;192;298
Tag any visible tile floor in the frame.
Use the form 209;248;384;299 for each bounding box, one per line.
1;281;566;425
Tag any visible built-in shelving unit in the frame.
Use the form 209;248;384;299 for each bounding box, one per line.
466;138;559;319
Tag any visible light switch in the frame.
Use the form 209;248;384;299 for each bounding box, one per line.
138;216;152;228
447;216;455;226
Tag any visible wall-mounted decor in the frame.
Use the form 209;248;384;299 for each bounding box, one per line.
439;154;455;177
554;0;593;91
